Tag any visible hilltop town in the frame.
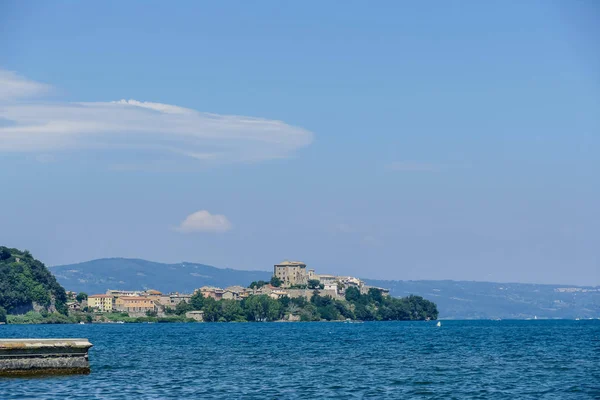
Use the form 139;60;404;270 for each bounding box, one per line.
1;248;438;324
81;261;392;322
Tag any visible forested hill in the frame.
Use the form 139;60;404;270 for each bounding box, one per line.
0;246;68;315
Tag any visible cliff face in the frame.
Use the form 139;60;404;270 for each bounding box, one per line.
0;247;68;315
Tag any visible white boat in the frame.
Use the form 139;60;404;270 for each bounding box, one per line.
79;321;85;325
436;321;441;327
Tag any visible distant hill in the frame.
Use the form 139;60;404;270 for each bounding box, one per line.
51;257;600;319
50;258;271;295
0;246;68;315
363;279;600;320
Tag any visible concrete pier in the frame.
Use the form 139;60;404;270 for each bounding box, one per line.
0;339;93;377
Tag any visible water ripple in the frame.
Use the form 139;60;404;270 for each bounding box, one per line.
0;320;599;399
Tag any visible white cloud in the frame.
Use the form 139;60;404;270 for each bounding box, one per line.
387;161;440;172
0;70;52;101
0;69;313;163
175;210;232;233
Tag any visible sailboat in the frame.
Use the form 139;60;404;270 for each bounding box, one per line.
436;321;441;327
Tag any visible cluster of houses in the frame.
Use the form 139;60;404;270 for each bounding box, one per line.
78;261;389;319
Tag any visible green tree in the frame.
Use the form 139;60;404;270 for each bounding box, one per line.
175;300;192;315
76;292;88;302
244;295;267;321
334;301;354;319
354;303;375;321
318;304;340;320
0;306;7;323
299;303;320;321
345;286;361;302
0;248;11;261
243;295;282;321
266;298;283;321
220;299;244;322
307;279;321;289
367;288;383;304
278;295;290;308
249;280;268;289
190;291;205;310
270;276;283;287
203;297;221;322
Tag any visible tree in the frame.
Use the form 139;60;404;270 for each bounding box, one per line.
266;298;283;321
244;295;268;321
0;306;6;323
249;280;268;289
270;276;283;287
203;297;221;322
220;300;244;322
243;295;282;321
317;304;340;321
190;291;205;310
367;288;383;304
76;292;88;302
345;286;361;302
287;303;300;316
175;300;192;315
299;303;319;321
278;295;290;308
0;248;11;261
307;279;321;289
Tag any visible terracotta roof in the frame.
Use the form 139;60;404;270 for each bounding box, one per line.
88;294;113;298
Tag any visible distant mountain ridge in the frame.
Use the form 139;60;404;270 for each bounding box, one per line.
51;258;271;295
51;258;600;319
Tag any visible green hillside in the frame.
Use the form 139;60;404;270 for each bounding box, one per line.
0;246;68;316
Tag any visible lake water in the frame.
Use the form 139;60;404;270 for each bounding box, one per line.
1;320;599;399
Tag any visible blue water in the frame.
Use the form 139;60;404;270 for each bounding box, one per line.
1;320;599;399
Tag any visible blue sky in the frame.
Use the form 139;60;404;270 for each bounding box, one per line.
1;1;598;285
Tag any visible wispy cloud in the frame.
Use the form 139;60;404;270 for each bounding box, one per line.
0;70;51;101
387;161;440;172
174;210;232;233
0;69;313;163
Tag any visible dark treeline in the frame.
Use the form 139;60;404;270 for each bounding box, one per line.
169;286;438;322
0;246;68;319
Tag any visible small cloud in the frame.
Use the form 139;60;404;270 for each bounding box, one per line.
175;210;232;233
387;161;440;172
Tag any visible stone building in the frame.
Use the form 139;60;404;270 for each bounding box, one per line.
185;310;204;322
115;296;157;313
197;286;224;300
157;293;192;308
273;261;308;287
